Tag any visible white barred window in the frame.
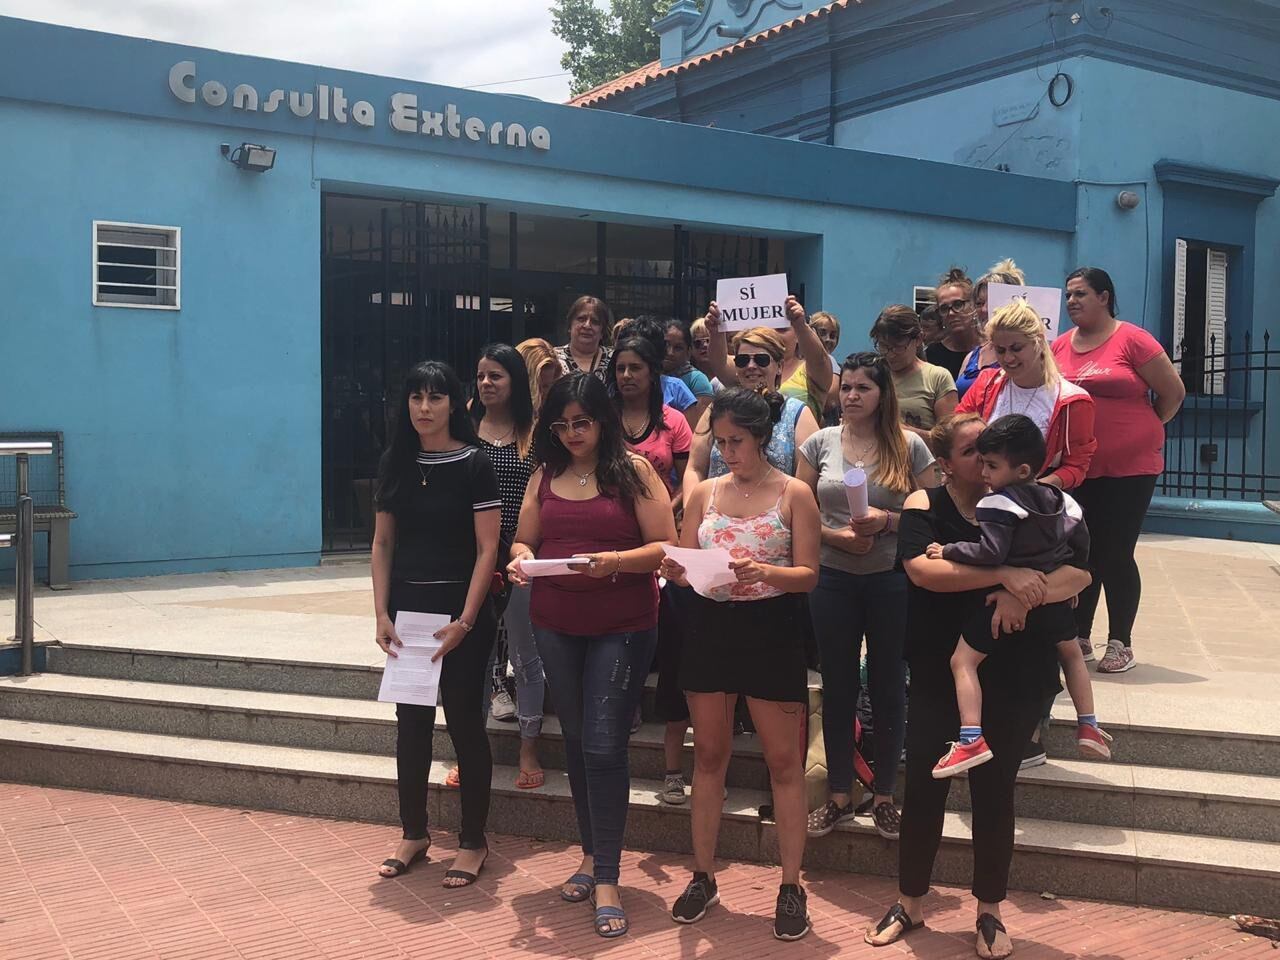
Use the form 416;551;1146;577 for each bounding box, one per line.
93;221;180;309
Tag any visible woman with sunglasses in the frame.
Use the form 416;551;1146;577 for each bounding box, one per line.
702;295;833;424
689;317;718;386
684;327;820;499
507;373;676;939
798;353;937;841
371;361;501;888
870;306;958;444
925;268;981;381
659;387;821;941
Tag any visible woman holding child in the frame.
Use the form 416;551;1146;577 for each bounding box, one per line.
864;412;1093;959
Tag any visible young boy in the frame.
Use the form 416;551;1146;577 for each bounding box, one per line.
926;414;1111;778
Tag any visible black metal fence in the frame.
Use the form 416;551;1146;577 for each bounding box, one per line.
1159;331;1279;501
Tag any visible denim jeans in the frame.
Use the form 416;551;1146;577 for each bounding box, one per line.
503;585;545;739
808;566;909;797
533;625;658;885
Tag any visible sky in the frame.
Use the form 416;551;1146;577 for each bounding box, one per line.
0;0;576;102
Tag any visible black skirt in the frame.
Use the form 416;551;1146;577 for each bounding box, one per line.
680;592;807;704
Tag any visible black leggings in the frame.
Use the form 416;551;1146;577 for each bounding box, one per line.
1072;474;1157;648
390;581;496;850
898;651;1043;903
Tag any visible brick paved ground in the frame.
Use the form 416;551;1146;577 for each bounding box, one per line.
2;784;1274;960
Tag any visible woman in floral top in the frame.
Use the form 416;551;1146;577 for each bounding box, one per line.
659;387;821;941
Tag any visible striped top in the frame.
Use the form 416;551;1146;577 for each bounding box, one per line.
379;445;501;583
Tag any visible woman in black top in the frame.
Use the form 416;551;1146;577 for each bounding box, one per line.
864;413;1091;959
472;343;544;788
372;361;502;887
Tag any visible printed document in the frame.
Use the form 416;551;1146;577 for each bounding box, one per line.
377;611;449;707
662;544;737;598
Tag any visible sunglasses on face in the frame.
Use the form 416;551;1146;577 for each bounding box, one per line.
549;416;595;436
937;299;970;314
733;353;774;368
693;338;710;348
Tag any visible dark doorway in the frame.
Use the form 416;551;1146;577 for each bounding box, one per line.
321;193;787;551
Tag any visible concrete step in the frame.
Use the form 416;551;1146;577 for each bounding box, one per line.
0;718;1276;916
6;673;1280;843
45;642;381;699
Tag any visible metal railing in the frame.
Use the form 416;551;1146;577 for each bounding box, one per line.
1;441;52;675
1160;331;1279;501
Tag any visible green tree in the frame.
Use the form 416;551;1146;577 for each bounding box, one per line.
551;1;701;96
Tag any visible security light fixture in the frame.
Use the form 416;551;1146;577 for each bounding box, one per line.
220;142;276;173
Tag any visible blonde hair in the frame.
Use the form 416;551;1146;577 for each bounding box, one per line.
731;326;787;362
810;310;840;338
516;337;562;412
974;258;1027;301
690;317;709;340
985;301;1060;387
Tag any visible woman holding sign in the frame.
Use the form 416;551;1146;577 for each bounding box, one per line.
797;353;936;841
703;289;833;423
659;387;821;941
371;361;501;887
507;372;675;939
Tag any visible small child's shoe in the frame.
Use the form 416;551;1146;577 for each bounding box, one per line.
1077;723;1113;759
932;736;994;778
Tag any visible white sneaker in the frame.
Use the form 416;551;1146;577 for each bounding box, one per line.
491;688;517;721
1078;636;1096;663
661;773;687;805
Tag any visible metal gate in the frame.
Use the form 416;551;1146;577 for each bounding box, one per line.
321;196;490;551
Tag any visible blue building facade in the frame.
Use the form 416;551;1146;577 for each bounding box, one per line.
0;16;1090;580
576;0;1280;540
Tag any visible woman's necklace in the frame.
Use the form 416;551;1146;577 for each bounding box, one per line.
843;428;877;469
946;482;979;524
731;465;774;499
416;463;435;488
571;467;596;488
622;411;650;439
480;421;514;446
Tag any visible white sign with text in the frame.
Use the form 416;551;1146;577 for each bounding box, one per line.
715;273;789;332
986;283;1063;340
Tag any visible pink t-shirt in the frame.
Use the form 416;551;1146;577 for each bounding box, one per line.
1052;322;1165;478
627;405;693;496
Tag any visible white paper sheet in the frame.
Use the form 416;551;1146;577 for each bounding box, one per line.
518;557;589;577
662;544;737;599
986;283;1063;340
377;611;449;707
714;273;790;332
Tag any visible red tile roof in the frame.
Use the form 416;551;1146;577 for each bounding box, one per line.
568;1;858;107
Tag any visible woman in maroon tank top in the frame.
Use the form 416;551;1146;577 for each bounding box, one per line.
507;373;675;939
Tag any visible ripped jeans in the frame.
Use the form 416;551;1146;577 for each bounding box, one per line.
533;625;658;885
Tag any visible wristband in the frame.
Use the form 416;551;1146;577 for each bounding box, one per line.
456;619;473;633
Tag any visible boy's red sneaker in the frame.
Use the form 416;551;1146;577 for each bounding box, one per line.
1077;723;1113;759
932;737;994;779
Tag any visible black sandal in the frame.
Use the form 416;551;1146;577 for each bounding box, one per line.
379;844;429;878
442;848;488;888
976;913;1011;959
864;903;924;946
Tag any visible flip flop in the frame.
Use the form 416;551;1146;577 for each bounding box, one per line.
516;769;545;790
442;849;488;888
378;845;429;879
864;903;925;946
561;872;596;903
593;905;629;939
